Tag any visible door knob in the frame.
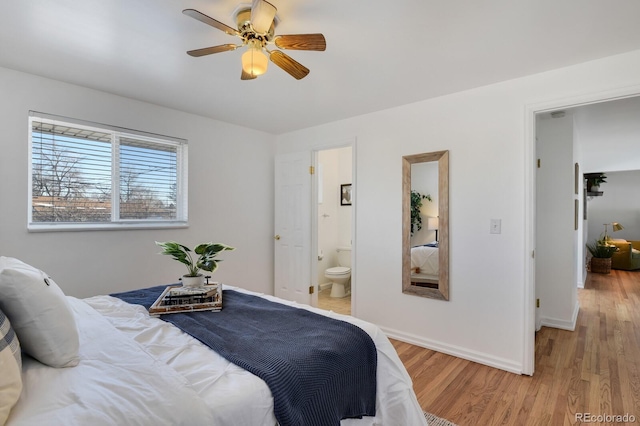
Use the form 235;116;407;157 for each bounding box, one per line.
274;234;281;240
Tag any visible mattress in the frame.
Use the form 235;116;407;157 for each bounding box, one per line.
7;285;427;426
411;246;439;277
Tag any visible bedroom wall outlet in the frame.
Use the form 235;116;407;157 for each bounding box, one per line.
490;219;502;234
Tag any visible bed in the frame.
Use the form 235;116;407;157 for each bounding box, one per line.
0;257;427;426
410;245;439;285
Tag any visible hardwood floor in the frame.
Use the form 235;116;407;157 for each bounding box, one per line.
391;269;640;425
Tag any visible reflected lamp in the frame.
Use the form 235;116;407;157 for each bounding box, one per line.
427;217;439;242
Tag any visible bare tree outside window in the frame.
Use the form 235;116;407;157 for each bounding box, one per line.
32;146;111;223
29;114;186;230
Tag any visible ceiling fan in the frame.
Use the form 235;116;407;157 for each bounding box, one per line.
183;0;326;80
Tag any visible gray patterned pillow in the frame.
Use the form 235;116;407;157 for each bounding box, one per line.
0;307;22;424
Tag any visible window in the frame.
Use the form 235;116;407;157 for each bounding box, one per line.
28;112;188;231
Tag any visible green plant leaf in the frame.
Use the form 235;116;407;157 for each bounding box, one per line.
157;241;234;276
410;190;432;236
586;240;618;258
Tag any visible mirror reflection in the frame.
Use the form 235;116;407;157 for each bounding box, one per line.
402;150;449;300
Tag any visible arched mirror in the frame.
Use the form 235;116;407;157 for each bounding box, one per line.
402;150;449;300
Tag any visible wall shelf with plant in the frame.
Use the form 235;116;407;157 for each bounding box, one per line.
584;172;607;196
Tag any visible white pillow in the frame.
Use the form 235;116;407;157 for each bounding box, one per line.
0;257;79;368
0;307;22;425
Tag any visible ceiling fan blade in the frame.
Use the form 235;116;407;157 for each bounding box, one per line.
183;9;239;37
274;34;326;51
269;50;309;80
251;0;277;34
187;44;239;57
241;69;258;80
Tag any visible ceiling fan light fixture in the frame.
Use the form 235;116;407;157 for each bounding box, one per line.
183;3;325;81
242;43;268;77
250;0;277;34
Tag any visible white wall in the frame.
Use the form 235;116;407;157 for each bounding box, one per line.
276;49;640;373
587;170;640;242
0;66;275;298
576;96;640;173
535;114;578;330
337;147;353;247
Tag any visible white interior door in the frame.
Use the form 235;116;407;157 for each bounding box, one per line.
274;152;312;304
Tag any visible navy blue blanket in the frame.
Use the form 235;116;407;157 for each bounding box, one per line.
111;286;377;426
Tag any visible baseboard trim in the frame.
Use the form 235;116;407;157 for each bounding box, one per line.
539;301;580;331
382;326;523;375
318;283;332;291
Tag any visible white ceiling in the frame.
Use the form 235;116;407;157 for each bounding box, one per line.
2;0;640;134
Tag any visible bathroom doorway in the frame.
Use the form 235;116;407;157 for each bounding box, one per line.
314;146;353;315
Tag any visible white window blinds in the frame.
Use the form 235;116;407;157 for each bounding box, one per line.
29;112;188;231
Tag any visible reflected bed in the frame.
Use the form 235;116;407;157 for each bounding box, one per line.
410;245;439;286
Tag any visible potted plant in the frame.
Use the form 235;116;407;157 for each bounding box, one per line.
585;173;607;192
156;241;235;287
586;240;618;274
410;190;432;236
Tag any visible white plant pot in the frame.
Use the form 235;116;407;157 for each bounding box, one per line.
182;274;205;288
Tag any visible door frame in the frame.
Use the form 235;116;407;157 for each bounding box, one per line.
311;137;357;313
523;84;640;375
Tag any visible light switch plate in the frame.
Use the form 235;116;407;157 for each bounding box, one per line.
490;219;501;234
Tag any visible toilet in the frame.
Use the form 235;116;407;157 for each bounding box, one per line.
325;246;351;298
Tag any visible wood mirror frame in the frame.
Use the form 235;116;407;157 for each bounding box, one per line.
402;150;449;300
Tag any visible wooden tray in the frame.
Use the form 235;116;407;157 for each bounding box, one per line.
149;284;222;316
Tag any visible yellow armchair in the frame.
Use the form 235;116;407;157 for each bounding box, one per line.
609;240;640;270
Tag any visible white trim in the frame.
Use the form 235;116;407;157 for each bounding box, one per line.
27;222;188;232
539;301;580;331
523;102;537;376
350;138;358;317
111;132;120;222
383;327;523;375
318;282;332;291
523;83;640;376
311;153;319;307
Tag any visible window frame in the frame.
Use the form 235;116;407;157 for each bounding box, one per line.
28;112;189;232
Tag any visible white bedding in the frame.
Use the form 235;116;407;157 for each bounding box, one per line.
8;285;427;426
410;246;439;277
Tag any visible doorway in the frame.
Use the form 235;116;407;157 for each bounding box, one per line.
527;89;640;375
314;146;353;315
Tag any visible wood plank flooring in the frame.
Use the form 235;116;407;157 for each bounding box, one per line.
391;269;640;425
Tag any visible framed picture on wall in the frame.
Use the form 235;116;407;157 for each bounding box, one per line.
341;183;352;206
